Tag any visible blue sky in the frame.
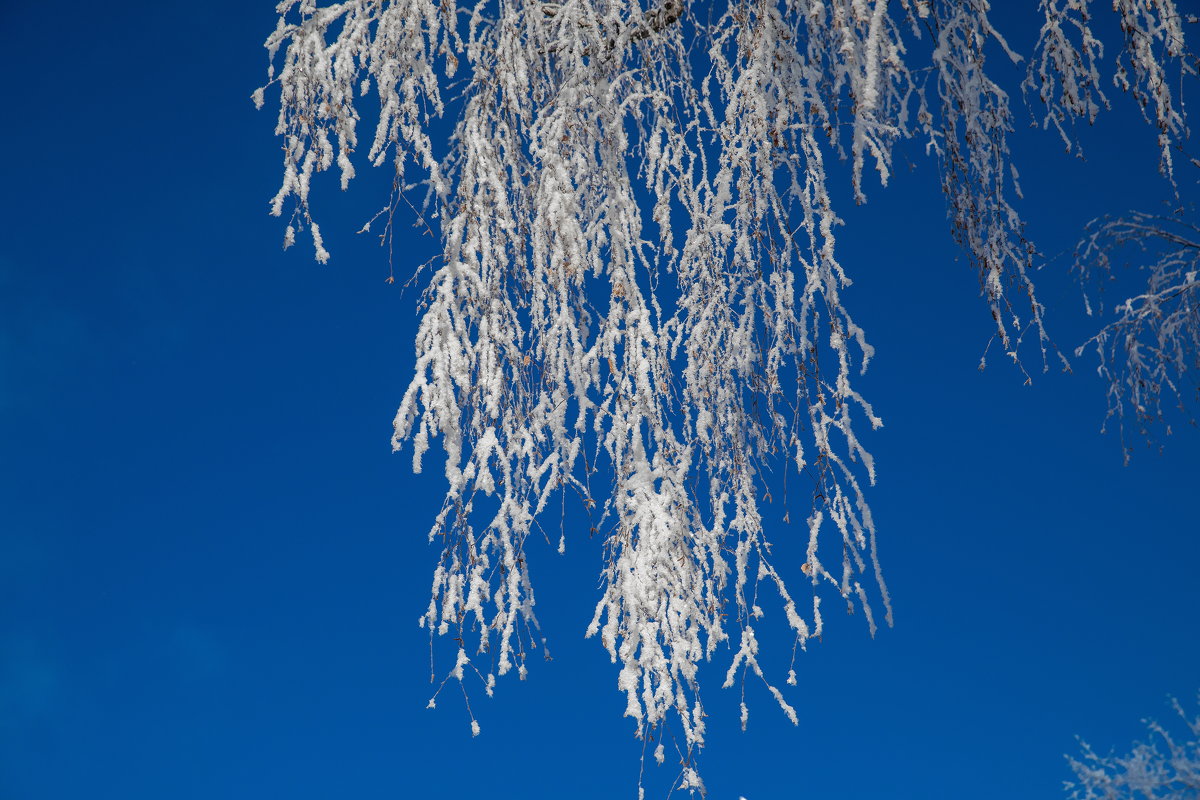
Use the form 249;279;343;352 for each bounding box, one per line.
1;2;1197;799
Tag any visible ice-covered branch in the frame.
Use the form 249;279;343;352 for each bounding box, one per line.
1074;211;1200;455
1067;691;1200;800
257;0;1196;790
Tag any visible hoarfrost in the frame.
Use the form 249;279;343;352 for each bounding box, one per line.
259;0;1195;789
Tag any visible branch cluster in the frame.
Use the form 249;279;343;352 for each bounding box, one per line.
258;0;1196;790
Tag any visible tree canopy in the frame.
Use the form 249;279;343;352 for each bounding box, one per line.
257;0;1198;791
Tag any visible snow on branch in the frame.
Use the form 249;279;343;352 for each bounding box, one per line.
1024;0;1198;175
1075;210;1200;457
1067;691;1200;800
257;0;1195;791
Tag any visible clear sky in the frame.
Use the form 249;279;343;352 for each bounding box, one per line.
1;3;1197;799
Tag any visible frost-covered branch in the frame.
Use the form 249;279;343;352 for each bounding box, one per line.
256;0;1197;791
1024;0;1198;174
1024;1;1198;452
1074;210;1200;456
925;0;1053;370
1024;0;1110;153
1066;692;1200;800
